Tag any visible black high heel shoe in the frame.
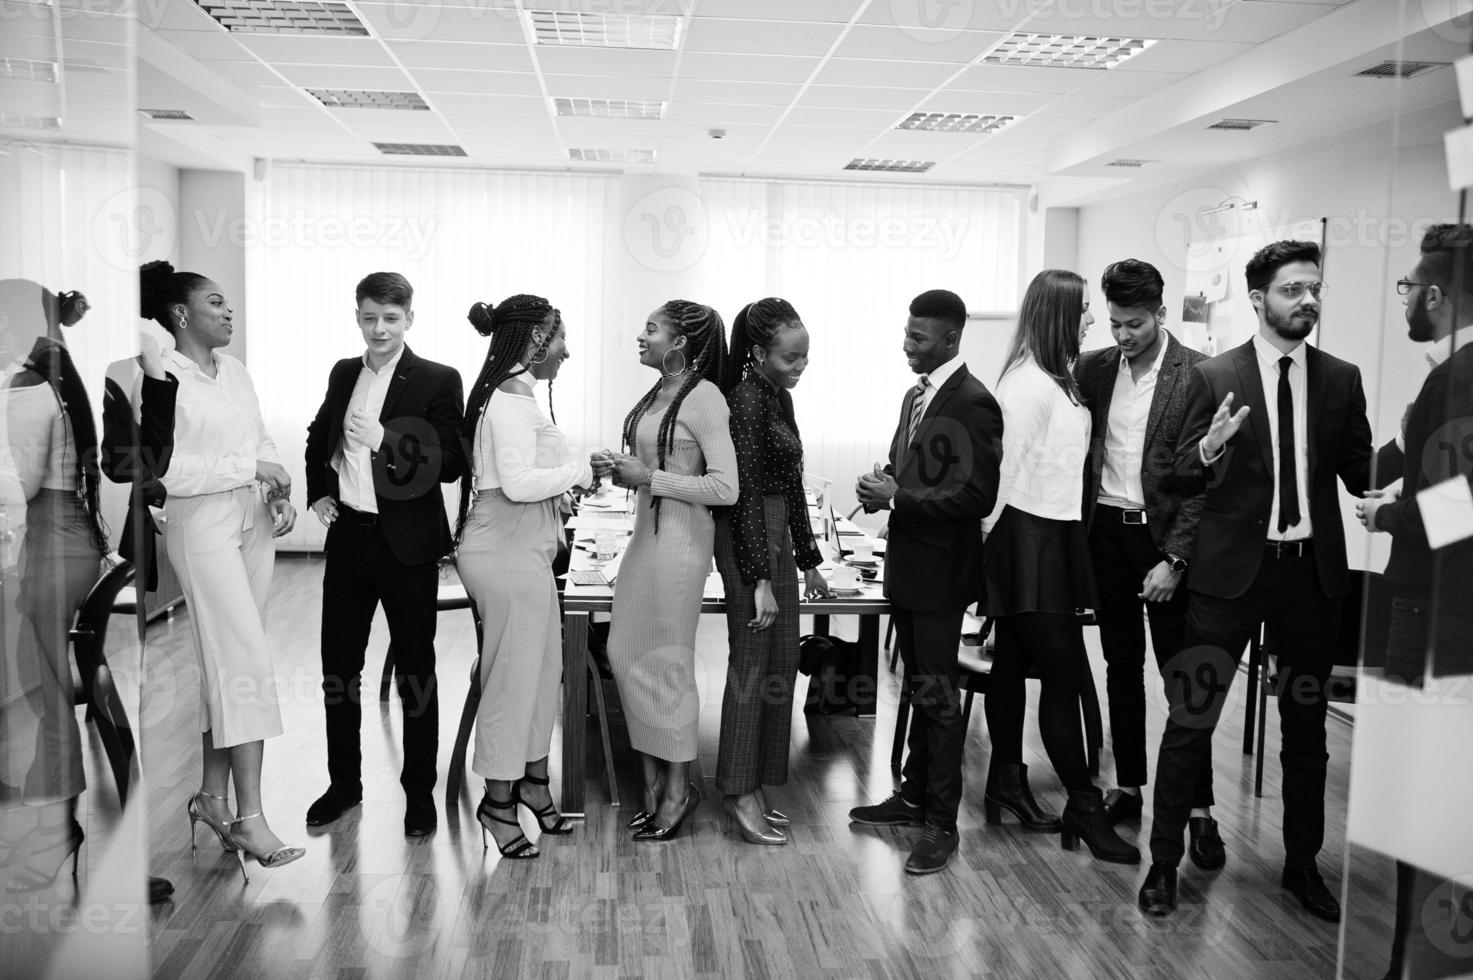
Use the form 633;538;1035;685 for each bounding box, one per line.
476;793;538;859
5;818;84;894
633;783;701;843
513;774;574;835
627;778;666;830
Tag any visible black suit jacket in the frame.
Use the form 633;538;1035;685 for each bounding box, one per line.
100;372;178;591
1174;339;1374;600
881;365;1003;612
305;345;465;566
1075;332;1207;559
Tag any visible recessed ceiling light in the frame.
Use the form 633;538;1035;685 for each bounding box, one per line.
553;98;666;120
1355;60;1448;79
897;112;1016;134
373;142;467;157
195;0;369;36
1105;158;1157;167
139;109;195;121
0;58;57;82
1207;118;1276;130
985;33;1157;70
309;89;429;110
0;113;61;131
529;10;681;50
844;159;935;173
569;148;655;163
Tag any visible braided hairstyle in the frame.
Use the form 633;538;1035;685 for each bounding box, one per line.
721;296;802;394
454;294;559;545
621;299;728;532
139;259;211;336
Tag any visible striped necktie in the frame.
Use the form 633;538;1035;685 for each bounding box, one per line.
906;376;929;445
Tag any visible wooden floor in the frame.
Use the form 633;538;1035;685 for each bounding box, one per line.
16;554;1398;978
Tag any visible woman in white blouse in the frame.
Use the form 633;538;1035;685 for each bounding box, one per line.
980;269;1138;866
138;261;302;879
456;295;592;860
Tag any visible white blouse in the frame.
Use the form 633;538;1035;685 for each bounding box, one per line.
474;383;592;502
150;348;279;499
1;382;75;496
983;355;1092;531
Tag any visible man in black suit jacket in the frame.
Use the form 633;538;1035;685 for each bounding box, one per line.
1139;241;1374;922
1075;260;1214;849
848;289;1003;876
304;272;465;836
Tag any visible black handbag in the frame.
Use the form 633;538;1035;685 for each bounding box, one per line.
799;634;860;716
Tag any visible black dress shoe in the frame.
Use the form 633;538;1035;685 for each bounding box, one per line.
904;825;958;875
404;797;437;837
306;787;362;827
1281;867;1341;922
1138;862;1178;916
1103;788;1143;824
848;792;924;827
1188;816;1227;870
148;876;174;904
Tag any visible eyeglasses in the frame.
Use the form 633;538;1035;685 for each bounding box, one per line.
1396;279;1434;296
1274;281;1325;300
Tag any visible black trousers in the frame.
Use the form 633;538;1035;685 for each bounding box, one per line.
320;509;440;799
1150;545;1339;869
894;606;966;830
1087;511;1209;804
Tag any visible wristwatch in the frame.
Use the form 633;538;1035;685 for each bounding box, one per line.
1164;553;1188;573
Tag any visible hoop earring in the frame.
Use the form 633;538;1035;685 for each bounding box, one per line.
661;347;687;377
529;346;549;365
177;314;188;331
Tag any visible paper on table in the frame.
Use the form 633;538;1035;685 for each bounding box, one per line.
1417;476;1473;548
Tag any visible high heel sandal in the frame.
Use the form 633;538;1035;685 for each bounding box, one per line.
186;791;238;852
226;813;305;883
476;793;538;859
722;797;786;846
627;778;666;830
512;774;574;835
633;783;701;843
4;818;84;894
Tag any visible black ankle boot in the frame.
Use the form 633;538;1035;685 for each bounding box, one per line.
983;762;1062;831
1060;788;1141;865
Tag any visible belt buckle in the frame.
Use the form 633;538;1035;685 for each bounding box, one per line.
1268;539;1302;558
1121;510;1147;526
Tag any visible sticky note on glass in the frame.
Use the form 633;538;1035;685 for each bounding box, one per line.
1417;476;1473;549
1446;124;1473;193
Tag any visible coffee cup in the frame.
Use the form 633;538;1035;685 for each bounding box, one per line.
830;564;860;590
850;539;874;561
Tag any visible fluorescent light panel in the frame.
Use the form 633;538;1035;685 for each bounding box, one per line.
0;113;61;131
529;10;681;49
195;0;369;36
0;58;57;82
373;142;467;156
309;89;429;110
569;148;655;163
845;159;934;173
554;98;665;120
985;33;1156;70
898;112;1016;134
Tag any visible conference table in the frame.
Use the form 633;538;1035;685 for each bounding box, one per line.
555;490;890;816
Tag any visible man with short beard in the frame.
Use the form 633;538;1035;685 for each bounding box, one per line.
1137;240;1375;923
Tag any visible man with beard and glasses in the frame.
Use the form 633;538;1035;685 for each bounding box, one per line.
1137;240;1374;923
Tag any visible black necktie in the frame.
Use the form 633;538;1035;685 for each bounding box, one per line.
1277;355;1301;533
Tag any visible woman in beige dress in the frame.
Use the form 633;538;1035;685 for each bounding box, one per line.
594;300;738;842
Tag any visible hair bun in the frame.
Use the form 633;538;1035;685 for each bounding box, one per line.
139;260;175;319
467;301;496;337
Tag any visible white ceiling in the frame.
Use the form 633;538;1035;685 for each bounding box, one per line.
1;0;1467;205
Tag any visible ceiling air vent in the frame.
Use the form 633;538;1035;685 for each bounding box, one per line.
139;109;195;121
195;0;369;36
529;10;681;49
1355;61;1448;79
309;89;429;110
568;148;656;163
985;33;1156;70
845;159;935;173
897;112;1016;134
1105;158;1156;168
1207;118;1275;131
554;98;665;120
373;143;467;157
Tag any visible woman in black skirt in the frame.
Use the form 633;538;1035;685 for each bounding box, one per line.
980;269;1138;865
713;298;831;845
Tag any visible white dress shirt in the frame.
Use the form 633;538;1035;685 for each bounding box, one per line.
154;348;278;498
912;353;964;421
1253;333;1311;541
334;346;404;514
1098;333;1170;510
983;355;1092;532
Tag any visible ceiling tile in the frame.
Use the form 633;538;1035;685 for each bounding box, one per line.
797;84;932;111
533;47;677;75
684;18;844;57
1116;39;1256;74
407;69;544;96
811;58;960;89
780;106;901;129
693;1;860;23
272;64;414;89
428;93;548;117
834;26;1002;63
672;79;802;105
666;103;787;124
543;73;672;101
390;41;534;73
208;60;286;87
233;35;395;67
1033;93;1141;118
1180;0;1338;43
913;91;1058;116
154;28;252;61
677;54;821;83
353;2;525;43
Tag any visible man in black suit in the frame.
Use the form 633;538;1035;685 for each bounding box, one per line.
1075;260;1218;862
848;289;1003;875
304;272;465;837
1138;241;1374;922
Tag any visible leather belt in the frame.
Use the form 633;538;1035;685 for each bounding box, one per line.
1265;538;1312;558
1097;503;1147;525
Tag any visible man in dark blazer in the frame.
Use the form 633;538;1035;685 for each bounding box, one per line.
1138;241;1374;922
848;289;1003;876
304;272;465;837
1075;260;1217;860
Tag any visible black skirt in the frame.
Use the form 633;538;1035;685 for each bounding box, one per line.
982;505;1097;617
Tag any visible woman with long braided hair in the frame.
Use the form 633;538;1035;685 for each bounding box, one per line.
712;298;830;845
456;294;591;860
593;300;738;841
